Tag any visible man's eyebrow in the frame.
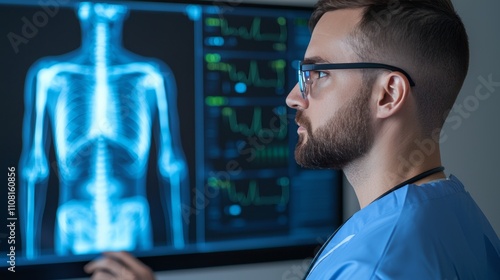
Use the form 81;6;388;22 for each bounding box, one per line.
302;56;331;64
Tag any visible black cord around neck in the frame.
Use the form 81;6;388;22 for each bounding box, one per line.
373;166;445;203
301;166;445;280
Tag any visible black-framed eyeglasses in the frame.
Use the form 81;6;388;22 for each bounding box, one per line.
297;62;416;99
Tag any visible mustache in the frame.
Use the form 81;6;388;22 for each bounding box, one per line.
295;111;311;130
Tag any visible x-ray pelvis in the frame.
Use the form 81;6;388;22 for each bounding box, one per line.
18;2;188;259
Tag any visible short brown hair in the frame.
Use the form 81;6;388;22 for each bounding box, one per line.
310;0;469;134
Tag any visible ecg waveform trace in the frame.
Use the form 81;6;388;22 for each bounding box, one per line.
222;106;287;139
207;177;289;207
205;16;287;42
204;15;287;51
203;105;288;170
205;57;286;95
205;176;290;240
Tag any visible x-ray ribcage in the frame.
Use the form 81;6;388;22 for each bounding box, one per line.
19;2;188;258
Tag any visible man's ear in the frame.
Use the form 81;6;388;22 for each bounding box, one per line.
375;72;411;119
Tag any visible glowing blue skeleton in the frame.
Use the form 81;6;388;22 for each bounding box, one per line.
19;2;187;258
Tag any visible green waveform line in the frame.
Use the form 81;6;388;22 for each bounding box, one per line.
254;145;289;160
222;107;287;139
207;60;286;88
208;178;290;206
206;17;287;42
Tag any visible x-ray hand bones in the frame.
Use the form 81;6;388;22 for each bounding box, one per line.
19;2;187;258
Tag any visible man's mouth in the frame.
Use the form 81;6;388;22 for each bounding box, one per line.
295;119;307;134
295;113;309;135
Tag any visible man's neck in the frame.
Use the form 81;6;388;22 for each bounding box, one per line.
344;134;445;208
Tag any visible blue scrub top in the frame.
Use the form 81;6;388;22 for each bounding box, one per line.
306;175;500;279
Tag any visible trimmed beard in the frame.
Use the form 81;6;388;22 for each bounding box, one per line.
294;82;374;170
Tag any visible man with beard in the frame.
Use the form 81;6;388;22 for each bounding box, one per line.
85;0;499;279
287;0;500;279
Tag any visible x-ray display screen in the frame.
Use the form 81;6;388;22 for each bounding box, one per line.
0;0;342;278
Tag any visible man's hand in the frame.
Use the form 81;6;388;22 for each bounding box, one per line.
84;251;155;280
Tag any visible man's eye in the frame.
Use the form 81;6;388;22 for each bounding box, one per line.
317;71;328;78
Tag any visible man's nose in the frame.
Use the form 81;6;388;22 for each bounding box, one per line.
286;83;308;110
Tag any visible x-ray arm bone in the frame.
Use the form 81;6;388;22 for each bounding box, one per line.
152;68;186;179
22;67;53;181
19;64;54;259
150;65;187;249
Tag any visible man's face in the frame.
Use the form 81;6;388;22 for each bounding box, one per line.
294;82;374;169
286;9;375;169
